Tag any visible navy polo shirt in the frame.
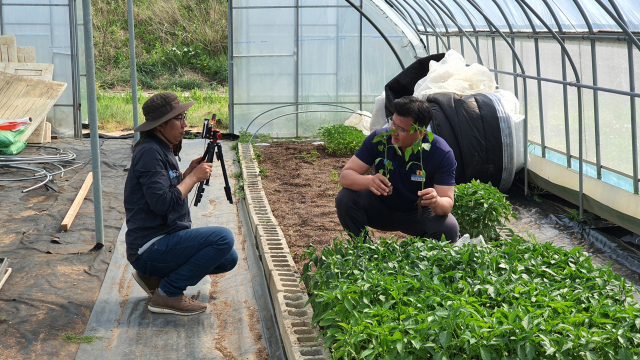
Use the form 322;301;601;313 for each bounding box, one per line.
354;128;457;212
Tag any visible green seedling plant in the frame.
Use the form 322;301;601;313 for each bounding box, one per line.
452;179;517;240
317;124;367;157
301;235;640;360
295;150;319;162
330;169;342;191
403;123;433;215
372;129;400;195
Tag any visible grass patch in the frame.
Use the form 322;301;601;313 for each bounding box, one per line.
97;88;228;133
302;235;640;359
61;333;102;344
93;0;228;89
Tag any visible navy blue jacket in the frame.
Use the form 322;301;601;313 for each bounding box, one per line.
355;128;457;212
124;132;191;262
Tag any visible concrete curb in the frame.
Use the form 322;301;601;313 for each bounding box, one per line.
238;144;329;360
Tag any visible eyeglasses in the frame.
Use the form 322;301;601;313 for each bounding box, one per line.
170;112;188;125
386;117;410;134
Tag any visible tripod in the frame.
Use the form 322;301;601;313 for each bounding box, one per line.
194;130;233;206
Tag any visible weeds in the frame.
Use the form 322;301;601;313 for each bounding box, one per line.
0;316;7;323
258;166;267;177
233;180;245;199
62;333;102;344
330;170;342;191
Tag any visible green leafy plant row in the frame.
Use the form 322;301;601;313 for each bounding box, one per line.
317;125;367;157
452;180;517;240
302;235;640;360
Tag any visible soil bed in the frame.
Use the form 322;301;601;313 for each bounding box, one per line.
256;142;404;274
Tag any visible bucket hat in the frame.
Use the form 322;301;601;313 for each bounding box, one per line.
135;92;195;132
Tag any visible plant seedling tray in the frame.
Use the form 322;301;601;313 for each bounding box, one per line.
0;258;11;292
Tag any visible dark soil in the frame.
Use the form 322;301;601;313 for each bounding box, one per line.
255;142;404;274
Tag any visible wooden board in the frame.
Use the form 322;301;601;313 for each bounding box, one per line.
1;63;54;81
45;121;51;143
0;268;11;292
0;35;17;63
0;72;67;143
26;118;46;144
61;172;93;231
17;47;36;63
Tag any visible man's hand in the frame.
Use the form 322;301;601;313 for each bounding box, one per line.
418;188;439;207
370;173;392;196
183;156;204;178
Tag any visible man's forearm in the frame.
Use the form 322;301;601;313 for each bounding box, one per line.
339;170;373;191
430;196;454;216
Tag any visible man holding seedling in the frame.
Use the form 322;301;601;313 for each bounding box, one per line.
336;96;459;242
124;92;238;315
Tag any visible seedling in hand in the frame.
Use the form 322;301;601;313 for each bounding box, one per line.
403;124;433;215
372;129;400;195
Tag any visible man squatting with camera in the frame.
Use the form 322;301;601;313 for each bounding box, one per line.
336;96;459;242
124;92;238;315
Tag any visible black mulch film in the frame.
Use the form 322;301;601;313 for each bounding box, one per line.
0;139;130;359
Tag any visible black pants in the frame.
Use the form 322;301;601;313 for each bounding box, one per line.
335;188;459;242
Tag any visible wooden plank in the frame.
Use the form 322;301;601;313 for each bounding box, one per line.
18;116;45;143
26;118;45;144
0;35;17;62
45;121;51;143
2;63;54;81
17;47;36;63
0;268;11;292
61;172;93;231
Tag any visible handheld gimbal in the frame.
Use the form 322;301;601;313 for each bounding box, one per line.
193;114;233;207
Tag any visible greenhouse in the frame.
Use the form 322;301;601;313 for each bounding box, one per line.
229;0;640;234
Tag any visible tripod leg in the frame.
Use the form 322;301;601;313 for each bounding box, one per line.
215;143;234;204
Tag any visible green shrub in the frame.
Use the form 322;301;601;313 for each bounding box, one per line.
317;124;367;157
452;179;517;240
302;235;640;359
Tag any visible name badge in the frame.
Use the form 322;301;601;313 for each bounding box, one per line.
411;170;424;182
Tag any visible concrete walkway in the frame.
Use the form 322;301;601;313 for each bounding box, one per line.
76;139;279;360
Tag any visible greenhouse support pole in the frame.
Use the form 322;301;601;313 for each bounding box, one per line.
359;0;362;111
81;0;104;245
228;0;234;133
69;0;81;138
127;0;139;143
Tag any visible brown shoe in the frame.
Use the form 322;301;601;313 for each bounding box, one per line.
148;291;207;315
132;271;161;296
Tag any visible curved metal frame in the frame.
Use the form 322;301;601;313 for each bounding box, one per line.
244;110;373;159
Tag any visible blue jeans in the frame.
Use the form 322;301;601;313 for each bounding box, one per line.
131;226;238;297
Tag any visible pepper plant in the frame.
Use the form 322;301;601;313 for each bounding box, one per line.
372;129;400;194
403;123;433;213
301;235;640;360
452;179;517;240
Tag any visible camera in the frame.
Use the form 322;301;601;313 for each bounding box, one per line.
194;113;233;207
202;114;222;141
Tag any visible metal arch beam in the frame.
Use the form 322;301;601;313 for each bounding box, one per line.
448;0;482;63
464;0;530;196
429;0;484;65
516;0;580;82
418;0;450;34
245;110;372;158
516;0;585;217
572;0;602;182
540;0;572;169
489;0;519;98
408;0;450;51
601;0;639;195
385;0;427;53
344;0;405;70
245;103;359;133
